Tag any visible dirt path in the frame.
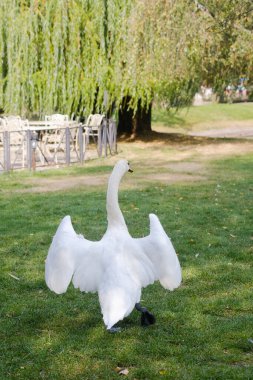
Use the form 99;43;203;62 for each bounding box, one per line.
154;120;253;139
24;129;253;193
188;123;253;139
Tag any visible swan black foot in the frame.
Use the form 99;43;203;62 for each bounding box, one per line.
108;326;121;333
135;303;156;326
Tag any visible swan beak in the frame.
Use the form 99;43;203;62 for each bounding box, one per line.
128;167;133;173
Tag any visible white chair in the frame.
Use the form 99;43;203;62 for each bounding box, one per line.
2;116;29;167
3;115;27;143
83;114;105;153
43;114;69;162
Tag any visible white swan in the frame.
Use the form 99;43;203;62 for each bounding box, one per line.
45;160;182;330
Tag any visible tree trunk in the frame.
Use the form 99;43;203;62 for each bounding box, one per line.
118;96;152;138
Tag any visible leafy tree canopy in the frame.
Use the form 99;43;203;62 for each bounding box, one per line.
0;0;252;119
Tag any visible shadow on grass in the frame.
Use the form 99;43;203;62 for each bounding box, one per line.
118;129;244;146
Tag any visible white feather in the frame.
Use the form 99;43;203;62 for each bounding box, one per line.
45;160;182;329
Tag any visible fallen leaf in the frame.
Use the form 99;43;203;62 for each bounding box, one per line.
119;369;129;376
159;369;167;375
115;367;129;376
8;273;20;281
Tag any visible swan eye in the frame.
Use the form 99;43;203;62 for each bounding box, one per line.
128;161;133;173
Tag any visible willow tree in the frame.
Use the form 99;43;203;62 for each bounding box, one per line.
1;0;252;137
0;0;206;129
0;0;111;117
117;0;253;135
116;0;210;136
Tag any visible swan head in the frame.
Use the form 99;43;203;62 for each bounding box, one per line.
114;159;133;174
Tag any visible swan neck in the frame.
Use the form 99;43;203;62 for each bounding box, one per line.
106;167;127;229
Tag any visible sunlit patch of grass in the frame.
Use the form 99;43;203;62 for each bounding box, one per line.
0;153;253;379
152;102;253;132
34;163;113;177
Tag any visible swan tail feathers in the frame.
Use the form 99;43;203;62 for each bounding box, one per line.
99;274;141;329
99;288;132;329
99;287;138;330
45;216;77;294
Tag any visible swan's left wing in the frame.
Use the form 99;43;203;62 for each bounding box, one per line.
135;213;182;290
45;216;103;294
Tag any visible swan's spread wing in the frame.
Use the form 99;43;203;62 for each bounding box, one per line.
71;241;103;293
136;214;182;290
45;216;102;294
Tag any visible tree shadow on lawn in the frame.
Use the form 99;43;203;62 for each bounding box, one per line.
118;129;239;145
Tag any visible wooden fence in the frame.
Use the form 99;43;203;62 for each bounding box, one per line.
0;119;117;172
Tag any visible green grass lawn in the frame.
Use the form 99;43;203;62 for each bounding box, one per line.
152;103;253;132
1;155;253;379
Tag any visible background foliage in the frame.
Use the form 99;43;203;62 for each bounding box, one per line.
0;0;253;118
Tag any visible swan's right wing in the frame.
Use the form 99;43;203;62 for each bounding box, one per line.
136;214;182;290
45;216;103;294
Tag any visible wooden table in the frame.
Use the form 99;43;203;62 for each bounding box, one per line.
28;120;80;131
27;120;82;164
